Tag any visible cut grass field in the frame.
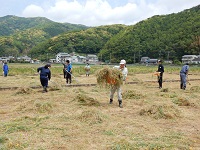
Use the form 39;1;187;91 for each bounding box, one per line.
0;64;200;149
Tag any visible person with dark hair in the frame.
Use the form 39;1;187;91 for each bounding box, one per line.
180;63;189;90
157;60;164;89
3;62;9;77
63;60;72;84
84;63;90;76
37;64;51;92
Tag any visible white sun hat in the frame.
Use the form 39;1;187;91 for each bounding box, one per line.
119;59;126;64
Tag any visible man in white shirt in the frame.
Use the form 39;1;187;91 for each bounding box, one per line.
110;59;128;108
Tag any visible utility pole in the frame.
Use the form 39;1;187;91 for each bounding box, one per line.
159;50;161;59
138;51;141;63
167;51;170;60
110;53;111;64
197;36;200;55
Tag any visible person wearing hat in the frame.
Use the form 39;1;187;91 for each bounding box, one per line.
110;59;128;108
180;63;189;90
157;60;164;89
37;64;51;92
84;63;91;77
3;62;9;77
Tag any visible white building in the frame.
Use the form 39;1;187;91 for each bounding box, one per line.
191;57;200;64
0;57;8;62
56;53;71;63
182;55;198;64
86;54;98;64
71;56;78;63
17;56;31;62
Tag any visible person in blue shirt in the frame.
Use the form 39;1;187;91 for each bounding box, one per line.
37;63;51;92
3;62;9;77
63;60;72;84
180;63;189;90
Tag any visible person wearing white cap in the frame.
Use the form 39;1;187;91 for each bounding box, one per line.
110;59;128;108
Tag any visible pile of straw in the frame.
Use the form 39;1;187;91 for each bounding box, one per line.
84;66;90;71
96;67;123;87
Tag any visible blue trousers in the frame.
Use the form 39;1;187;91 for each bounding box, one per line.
180;73;187;88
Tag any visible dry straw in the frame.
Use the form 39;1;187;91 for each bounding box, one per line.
139;104;181;119
74;94;100;106
96;67;123;87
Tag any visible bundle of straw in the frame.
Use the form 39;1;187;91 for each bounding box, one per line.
153;72;161;76
84;66;90;71
96;67;123;87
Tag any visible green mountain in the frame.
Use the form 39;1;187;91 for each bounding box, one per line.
0;15;88;36
1;5;200;63
99;5;200;63
0;15;88;56
29;24;126;60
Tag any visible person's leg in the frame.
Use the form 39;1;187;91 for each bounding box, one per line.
41;78;48;92
110;86;117;104
157;76;160;88
182;74;187;90
180;74;183;89
69;74;72;84
66;73;69;84
117;87;123;108
159;76;163;88
4;71;8;77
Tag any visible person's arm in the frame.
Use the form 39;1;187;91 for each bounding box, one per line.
37;67;41;73
48;70;51;80
162;65;164;73
69;64;72;73
186;66;189;75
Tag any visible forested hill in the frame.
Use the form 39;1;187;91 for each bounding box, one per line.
0;15;88;36
99;5;200;63
0;15;88;56
1;5;200;62
29;24;126;60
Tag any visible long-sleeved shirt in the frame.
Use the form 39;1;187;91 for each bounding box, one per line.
157;64;164;73
3;64;9;72
37;66;51;80
180;65;189;74
113;66;128;81
63;63;72;73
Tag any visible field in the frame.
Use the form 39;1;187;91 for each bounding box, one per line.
0;63;200;150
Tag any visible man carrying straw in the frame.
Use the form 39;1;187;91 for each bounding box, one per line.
110;59;128;108
96;59;128;108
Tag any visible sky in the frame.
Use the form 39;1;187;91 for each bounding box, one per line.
0;0;199;26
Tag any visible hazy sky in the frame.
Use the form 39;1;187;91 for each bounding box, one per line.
0;0;199;26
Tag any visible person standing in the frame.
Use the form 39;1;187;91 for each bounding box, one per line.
64;60;72;84
157;60;164;89
37;64;51;92
180;63;189;90
84;63;91;77
3;62;9;77
109;59;128;108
